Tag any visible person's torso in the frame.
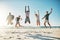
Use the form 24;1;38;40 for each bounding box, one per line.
36;15;40;21
8;15;12;20
45;14;49;20
26;11;29;17
16;17;20;21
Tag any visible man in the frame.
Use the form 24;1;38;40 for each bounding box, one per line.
25;6;30;24
7;12;14;25
35;10;40;26
15;15;22;27
42;8;53;28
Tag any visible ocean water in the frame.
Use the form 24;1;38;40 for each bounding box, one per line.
0;26;60;29
19;26;60;29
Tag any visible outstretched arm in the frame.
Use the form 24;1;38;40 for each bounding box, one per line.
25;6;26;13
49;8;53;15
42;15;46;19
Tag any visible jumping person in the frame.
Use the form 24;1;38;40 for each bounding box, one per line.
35;10;40;26
42;8;53;28
15;15;22;27
25;6;31;24
7;12;14;25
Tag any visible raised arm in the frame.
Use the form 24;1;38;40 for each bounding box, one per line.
42;15;46;19
49;8;53;15
28;6;30;12
25;6;26;13
37;10;39;14
37;10;40;19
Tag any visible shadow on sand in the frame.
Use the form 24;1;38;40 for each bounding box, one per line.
26;33;60;40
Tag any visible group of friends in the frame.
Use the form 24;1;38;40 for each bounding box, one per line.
7;6;53;28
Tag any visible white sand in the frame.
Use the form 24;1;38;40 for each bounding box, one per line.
0;27;60;40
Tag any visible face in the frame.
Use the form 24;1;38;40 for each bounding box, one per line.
46;11;48;14
19;16;20;17
9;12;11;15
35;14;37;16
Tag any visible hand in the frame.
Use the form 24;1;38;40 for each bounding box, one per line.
51;8;53;10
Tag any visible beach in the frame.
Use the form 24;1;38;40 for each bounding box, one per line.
0;26;60;40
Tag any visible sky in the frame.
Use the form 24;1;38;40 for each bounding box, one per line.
0;0;60;26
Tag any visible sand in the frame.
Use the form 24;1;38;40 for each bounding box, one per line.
0;27;60;40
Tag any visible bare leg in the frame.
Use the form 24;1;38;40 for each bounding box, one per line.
29;21;30;24
48;22;51;28
37;22;40;27
37;21;38;26
44;21;47;28
28;18;30;24
38;22;40;26
15;23;17;27
19;23;21;27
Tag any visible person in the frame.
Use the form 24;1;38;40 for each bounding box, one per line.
7;12;14;25
25;6;31;24
42;8;53;28
15;15;22;27
35;10;40;26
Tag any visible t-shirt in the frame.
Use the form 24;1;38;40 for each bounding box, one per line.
7;15;14;20
16;17;20;21
45;14;50;20
25;11;29;17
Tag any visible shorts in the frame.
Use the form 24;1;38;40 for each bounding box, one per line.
25;17;30;23
16;21;20;24
45;20;49;23
37;20;40;22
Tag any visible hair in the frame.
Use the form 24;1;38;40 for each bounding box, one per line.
35;14;38;16
9;12;11;15
19;15;21;17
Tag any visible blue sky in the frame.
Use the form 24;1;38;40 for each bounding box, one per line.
0;0;60;26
